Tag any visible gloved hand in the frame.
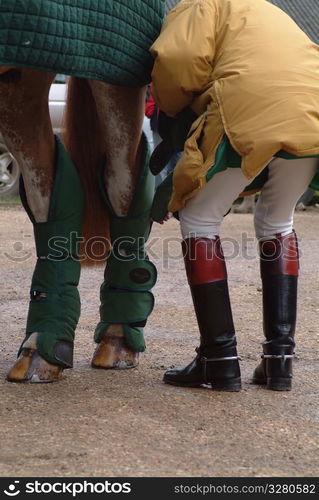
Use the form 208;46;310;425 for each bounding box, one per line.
149;108;197;175
149;112;176;175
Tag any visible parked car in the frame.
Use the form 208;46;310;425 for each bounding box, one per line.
0;75;153;196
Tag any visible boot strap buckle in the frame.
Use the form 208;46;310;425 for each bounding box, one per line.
261;354;294;359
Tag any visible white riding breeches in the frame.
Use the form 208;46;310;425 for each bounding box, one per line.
179;157;318;240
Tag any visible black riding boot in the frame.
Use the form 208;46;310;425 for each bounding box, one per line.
253;231;298;391
164;237;241;392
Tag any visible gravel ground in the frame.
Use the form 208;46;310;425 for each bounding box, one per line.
0;204;318;477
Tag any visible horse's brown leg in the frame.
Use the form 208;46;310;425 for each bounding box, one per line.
0;67;55;218
0;67;63;382
89;81;147;369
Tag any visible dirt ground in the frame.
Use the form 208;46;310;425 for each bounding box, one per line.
0;203;318;478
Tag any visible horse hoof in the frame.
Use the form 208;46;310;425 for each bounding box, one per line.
6;349;63;383
91;326;139;370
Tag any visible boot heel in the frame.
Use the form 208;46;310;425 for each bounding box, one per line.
263;352;294;391
211;377;242;392
267;377;292;391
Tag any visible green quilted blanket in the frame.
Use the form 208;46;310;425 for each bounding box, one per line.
0;0;165;87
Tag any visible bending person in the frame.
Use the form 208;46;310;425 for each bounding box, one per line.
150;0;319;391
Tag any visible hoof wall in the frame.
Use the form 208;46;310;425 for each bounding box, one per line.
6;349;63;383
91;334;139;370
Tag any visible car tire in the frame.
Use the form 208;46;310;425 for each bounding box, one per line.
0;141;20;196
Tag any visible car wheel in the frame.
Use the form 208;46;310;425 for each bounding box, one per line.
0;141;20;196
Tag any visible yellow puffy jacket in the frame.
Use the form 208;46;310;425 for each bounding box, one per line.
150;0;319;212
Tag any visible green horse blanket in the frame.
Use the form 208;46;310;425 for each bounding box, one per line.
0;0;165;86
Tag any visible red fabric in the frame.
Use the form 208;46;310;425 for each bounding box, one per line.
259;232;299;276
145;96;156;118
182;237;227;285
145;83;158;119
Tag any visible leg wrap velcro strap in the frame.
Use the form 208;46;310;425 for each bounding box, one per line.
94;252;157;352
96;133;157;351
94;288;155;352
19;136;84;367
97;289;154;325
103;253;157;291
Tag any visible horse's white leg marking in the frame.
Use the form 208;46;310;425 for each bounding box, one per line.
89;81;146;216
0;110;50;221
4;137;50;222
0;69;55;222
16;155;51;222
21;332;37;349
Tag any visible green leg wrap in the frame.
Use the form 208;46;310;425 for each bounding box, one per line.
19;136;84;367
94;133;157;352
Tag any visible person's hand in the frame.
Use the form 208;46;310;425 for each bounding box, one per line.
152;212;173;224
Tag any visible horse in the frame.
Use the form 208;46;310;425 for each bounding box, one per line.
0;0;165;382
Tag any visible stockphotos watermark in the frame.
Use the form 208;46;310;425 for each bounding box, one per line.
2;478;317;498
2;232;304;267
3;480;131;497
